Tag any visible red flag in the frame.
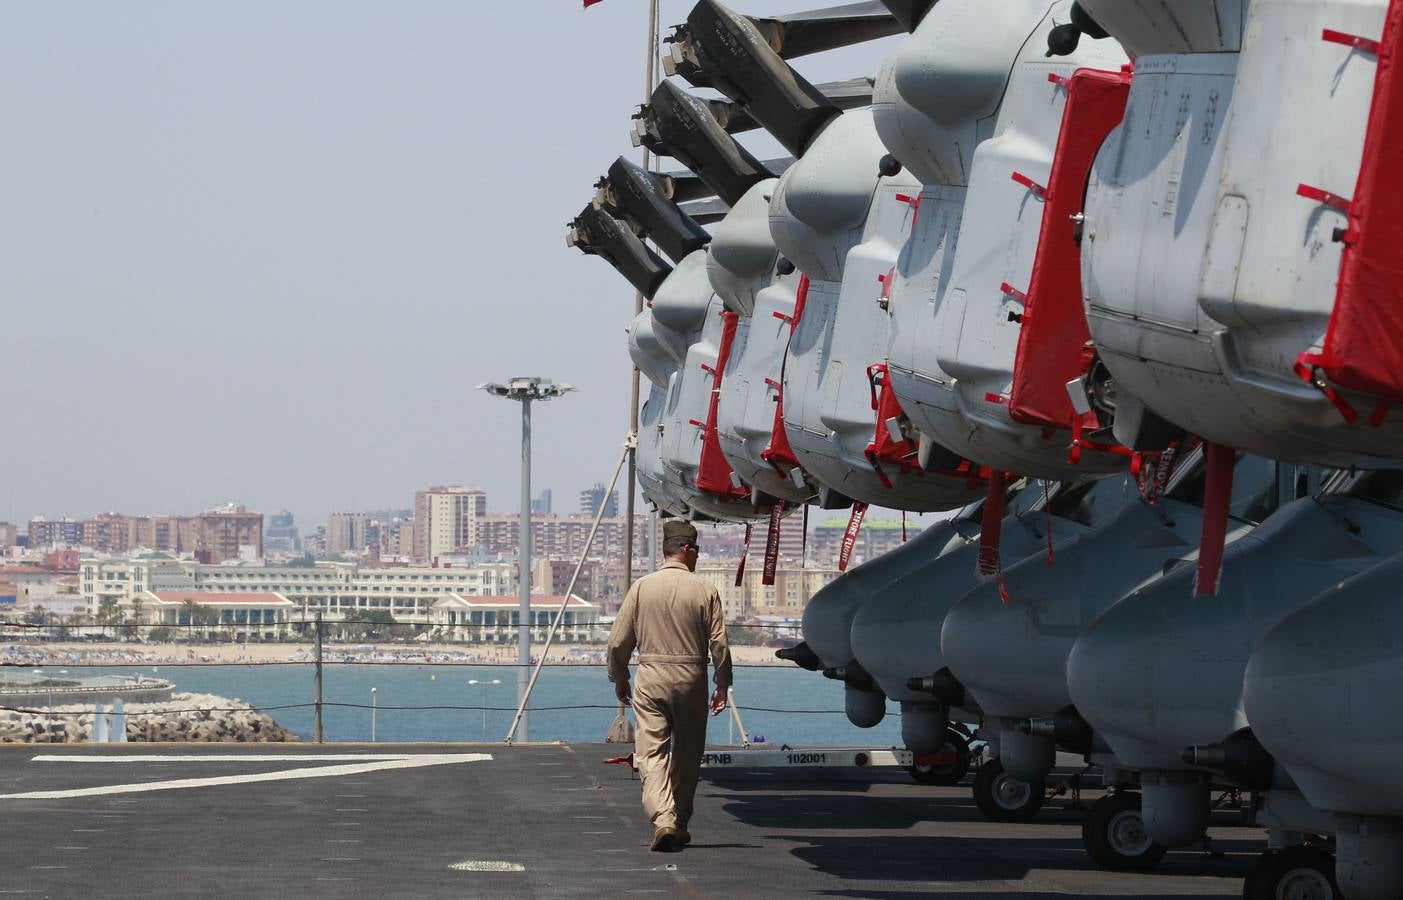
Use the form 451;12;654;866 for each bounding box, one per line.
584;0;605;7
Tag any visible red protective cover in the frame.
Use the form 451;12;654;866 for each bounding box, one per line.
695;310;749;498
1299;3;1403;407
762;274;809;474
864;363;920;488
1007;68;1131;430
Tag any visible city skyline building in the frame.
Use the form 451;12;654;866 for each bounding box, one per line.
325;513;371;556
578;483;618;518
26;506;263;563
264;510;300;553
411;486;487;562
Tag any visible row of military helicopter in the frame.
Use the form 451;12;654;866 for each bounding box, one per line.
568;2;1403;898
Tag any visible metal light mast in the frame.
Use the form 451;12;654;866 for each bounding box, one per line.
478;377;574;742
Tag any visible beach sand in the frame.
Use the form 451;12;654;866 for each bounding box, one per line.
5;641;787;668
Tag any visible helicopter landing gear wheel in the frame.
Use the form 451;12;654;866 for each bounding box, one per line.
973;758;1044;822
1082;790;1167;870
1242;844;1338;900
907;729;972;786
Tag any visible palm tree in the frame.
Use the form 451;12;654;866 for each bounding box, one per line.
181;599;199;639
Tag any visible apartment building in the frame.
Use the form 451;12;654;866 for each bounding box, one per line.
808;517;922;567
475;514;650;562
411;487;487;561
325;513;371;555
29;507;262;562
694;560;840;620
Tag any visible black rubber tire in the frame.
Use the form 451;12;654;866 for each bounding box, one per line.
1242;845;1338;900
907;729;972;786
973;758;1045;822
1081;791;1168;870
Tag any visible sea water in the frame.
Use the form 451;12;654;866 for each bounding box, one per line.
91;664;906;747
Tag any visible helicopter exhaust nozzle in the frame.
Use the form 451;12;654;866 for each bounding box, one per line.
916;667;967;707
1182;727;1280;791
822;660;874;692
1020;717;1057;739
774;641;822;671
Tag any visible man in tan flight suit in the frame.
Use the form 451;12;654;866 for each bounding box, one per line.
607;519;732;852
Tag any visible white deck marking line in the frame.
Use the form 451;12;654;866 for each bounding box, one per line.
0;754;492;800
29;754;433;763
448;861;525;872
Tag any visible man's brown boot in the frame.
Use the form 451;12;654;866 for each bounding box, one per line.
650;826;679;852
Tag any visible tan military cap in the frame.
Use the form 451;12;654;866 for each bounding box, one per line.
662;519;698;544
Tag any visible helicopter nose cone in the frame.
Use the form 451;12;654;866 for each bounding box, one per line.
941;577;1071;720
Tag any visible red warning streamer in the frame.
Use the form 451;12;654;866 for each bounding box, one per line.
762;501;785;586
837;503;869;572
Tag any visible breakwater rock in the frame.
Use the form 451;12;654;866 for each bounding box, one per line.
0;692;296;743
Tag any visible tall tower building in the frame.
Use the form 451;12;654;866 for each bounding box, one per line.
324;513;370;555
579;483;619;518
411;487;487;562
265;510;301;552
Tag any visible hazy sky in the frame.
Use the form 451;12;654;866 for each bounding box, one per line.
0;2;901;529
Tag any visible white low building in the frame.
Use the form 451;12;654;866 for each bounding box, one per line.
141;591;296;641
428;594;601;644
82;557;517;624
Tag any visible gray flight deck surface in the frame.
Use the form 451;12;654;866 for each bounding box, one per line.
0;743;1260;899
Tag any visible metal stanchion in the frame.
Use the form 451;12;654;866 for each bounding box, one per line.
313;612;324;743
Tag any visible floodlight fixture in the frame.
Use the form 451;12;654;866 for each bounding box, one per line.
478;375;574;742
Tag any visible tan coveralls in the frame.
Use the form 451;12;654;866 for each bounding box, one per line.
607;561;732;832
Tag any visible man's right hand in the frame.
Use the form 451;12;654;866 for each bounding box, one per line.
615;681;631;704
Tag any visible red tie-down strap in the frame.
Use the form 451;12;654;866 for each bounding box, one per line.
790;274;811;331
1066;409;1135;465
864;363;921;489
1008;67;1132;435
977;473;1009;577
1322;27;1382;54
694;311;750;499
1194;442;1236;598
761;501;785;586
877;267;896;308
837;502;868;571
1010;171;1047;200
1290;6;1403;422
894;192;922;228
